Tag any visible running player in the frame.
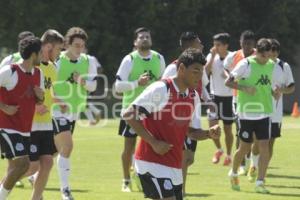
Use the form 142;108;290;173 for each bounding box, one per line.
53;27;97;200
205;33;234;166
123;48;220;200
226;38;279;194
115;27;165;192
0;36;44;200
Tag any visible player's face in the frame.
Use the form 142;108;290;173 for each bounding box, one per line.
257;50;272;64
49;43;63;62
269;50;279;61
183;63;203;89
213;41;228;54
190;38;204;52
240;39;255;56
134;31;152;51
68;38;86;58
33;50;42;66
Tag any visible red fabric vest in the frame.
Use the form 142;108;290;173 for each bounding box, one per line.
0;64;40;133
135;78;195;168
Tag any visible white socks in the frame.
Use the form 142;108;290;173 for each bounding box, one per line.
0;185;9;200
57;154;71;190
251;153;259;168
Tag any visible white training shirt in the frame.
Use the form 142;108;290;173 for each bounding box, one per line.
115;51;165;93
53;54;98;121
0;64;44;136
230;58;277;120
271;58;294;123
206;52;233;97
130;79;202;185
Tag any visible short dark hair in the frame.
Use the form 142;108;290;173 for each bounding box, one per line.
240;30;255;41
19;36;42;59
269;38;280;52
65;27;88;45
18;31;35;42
179;31;199;49
134;27;150;40
213;33;230;44
41;29;64;45
177;48;206;68
256;38;272;53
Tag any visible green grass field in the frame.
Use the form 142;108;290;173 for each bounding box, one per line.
1;116;300;200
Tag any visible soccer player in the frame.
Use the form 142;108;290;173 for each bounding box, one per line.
115;27;165;192
205;33;234;166
224;30;256;174
0;36;44;200
226;38;279;194
0;31;35;68
123;48;220;200
162;31;210;196
53;27;97;200
22;29;64;200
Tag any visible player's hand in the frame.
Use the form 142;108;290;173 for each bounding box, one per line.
243;86;256;95
59;104;68;113
208;124;221;139
33;86;44;102
35;104;49;115
272;86;282;100
73;71;85;85
210;46;217;57
138;72;150;86
151;140;173;155
1;104;19;115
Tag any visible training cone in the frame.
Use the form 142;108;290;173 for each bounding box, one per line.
291;102;300;118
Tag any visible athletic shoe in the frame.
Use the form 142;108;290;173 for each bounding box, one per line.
238;166;247;176
212;150;223;164
247;166;257;183
223;156;232;166
121;180;132;192
28;175;35;187
15;180;24;188
62;187;74;200
230;176;240;191
132;172;142;192
255;184;270;194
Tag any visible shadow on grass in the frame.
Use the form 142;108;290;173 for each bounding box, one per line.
266;184;300;189
185;193;213;198
187;172;200;175
268;193;300;197
267;173;300;180
45;187;89;193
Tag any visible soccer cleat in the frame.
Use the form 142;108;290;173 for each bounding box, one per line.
62;187;74;200
223;156;232;166
121;180;132;192
212;150;223;164
15;180;24;188
238;166;247;176
230;176;240;191
255;184;270;194
247;166;257;183
132;172;142;192
28;175;35;187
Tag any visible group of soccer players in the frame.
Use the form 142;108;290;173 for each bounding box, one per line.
0;26;295;200
0;27;100;200
117;28;294;200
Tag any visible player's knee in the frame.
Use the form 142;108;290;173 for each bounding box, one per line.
15;159;30;174
40;157;54;171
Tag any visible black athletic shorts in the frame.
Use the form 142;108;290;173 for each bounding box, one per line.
209;95;234;125
53;118;76;135
271;123;281;138
118;119;137;138
138;172;183;200
0;130;30;159
29;130;56;161
183;137;197;152
237;117;271;143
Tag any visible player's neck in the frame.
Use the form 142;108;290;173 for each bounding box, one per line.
21;59;35;72
173;77;187;93
137;49;151;57
66;50;79;61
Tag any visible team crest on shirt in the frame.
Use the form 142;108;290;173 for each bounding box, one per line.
30;145;37;153
163;180;173;190
15;143;24;151
44;77;52;89
242;131;249;139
